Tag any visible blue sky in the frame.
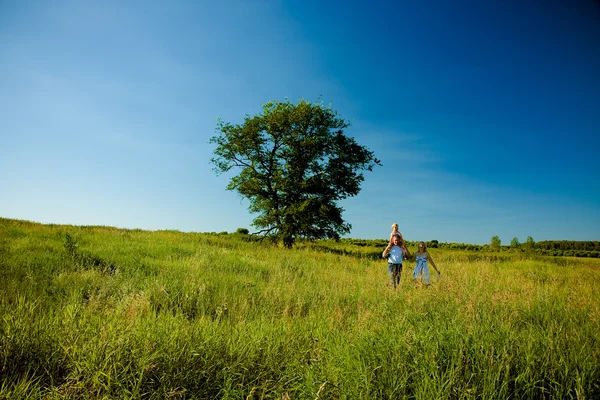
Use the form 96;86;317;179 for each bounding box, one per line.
1;0;599;245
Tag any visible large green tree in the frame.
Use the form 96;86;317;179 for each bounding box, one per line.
210;99;380;247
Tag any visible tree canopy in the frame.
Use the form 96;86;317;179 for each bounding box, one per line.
210;99;380;247
525;236;536;251
490;235;501;250
510;237;521;249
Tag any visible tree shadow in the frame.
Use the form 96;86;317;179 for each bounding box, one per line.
305;243;383;261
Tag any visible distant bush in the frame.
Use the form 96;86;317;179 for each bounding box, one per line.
536;240;600;251
236;228;250;235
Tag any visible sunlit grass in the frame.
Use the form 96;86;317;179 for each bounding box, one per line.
1;217;599;399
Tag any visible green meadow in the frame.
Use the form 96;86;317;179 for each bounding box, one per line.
1;217;599;399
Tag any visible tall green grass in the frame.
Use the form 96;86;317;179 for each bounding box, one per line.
1;217;599;399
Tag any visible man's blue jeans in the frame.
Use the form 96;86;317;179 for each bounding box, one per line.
388;263;402;288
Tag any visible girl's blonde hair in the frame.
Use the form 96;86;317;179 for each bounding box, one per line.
418;241;427;251
391;223;398;230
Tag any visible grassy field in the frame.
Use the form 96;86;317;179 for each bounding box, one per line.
1;217;599;399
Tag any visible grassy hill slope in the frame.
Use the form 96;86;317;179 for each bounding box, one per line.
1;218;599;399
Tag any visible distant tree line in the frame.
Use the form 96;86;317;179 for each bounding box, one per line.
228;231;600;258
534;240;600;251
335;237;600;258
